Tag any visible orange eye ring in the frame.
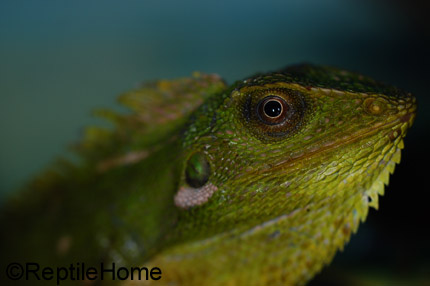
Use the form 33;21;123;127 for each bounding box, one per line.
257;96;290;125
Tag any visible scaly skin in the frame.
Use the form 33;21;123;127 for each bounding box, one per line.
0;64;416;286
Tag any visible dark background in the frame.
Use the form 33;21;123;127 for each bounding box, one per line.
1;0;429;284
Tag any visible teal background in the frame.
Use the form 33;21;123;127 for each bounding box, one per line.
1;0;429;284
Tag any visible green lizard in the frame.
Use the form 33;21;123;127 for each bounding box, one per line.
0;64;416;286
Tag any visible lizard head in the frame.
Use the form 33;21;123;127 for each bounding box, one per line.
171;64;415;279
177;64;415;212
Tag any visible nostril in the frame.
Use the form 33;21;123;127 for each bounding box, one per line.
364;98;387;115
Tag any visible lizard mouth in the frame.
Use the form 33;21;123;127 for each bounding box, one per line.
258;106;416;175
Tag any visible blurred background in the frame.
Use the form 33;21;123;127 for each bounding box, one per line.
1;0;429;284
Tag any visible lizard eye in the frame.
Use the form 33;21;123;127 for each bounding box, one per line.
257;96;289;125
237;88;307;141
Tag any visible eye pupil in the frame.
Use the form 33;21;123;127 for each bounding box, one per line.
257;95;289;126
264;100;283;118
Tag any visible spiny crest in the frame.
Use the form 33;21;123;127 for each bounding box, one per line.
73;73;227;166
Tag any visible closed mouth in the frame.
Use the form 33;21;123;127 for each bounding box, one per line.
258;112;413;175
